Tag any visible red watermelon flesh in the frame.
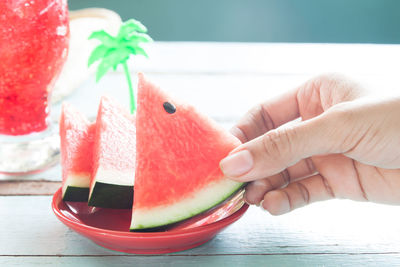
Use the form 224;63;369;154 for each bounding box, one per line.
130;74;243;230
88;96;136;209
60;104;95;202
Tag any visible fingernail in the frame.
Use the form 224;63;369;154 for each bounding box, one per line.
220;150;254;178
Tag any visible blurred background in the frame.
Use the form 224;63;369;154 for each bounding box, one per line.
69;0;400;43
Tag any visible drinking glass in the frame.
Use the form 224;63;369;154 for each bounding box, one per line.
0;0;69;174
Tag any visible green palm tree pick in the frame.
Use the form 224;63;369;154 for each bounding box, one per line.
88;19;153;114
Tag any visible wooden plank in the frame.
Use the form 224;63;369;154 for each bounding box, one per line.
1;254;400;267
1;196;400;256
0;181;60;196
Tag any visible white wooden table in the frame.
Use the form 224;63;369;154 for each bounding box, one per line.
1;42;400;266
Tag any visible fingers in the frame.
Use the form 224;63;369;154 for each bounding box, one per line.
230;89;300;143
244;158;316;205
230;74;366;144
286;157;316;181
261;174;335;215
244;172;288;205
221;112;342;182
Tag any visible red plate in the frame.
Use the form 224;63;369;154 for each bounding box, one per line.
52;187;249;254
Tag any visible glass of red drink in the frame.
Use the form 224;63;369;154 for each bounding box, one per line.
0;0;69;173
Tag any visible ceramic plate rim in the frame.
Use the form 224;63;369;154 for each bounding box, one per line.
52;187;249;238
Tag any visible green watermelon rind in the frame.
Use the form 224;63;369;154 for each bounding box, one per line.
61;174;91;202
62;186;90;202
60;104;94;203
130;184;245;232
88;181;134;209
130;179;244;230
88;166;135;209
88;97;136;209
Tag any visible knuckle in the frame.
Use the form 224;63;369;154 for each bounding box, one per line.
245;105;261;125
295;182;310;206
322;103;358;152
249;104;273;133
298;73;351;112
259;104;275;131
303;73;339;93
326;102;354;121
280;169;290;186
261;127;295;162
305;73;362;104
304;157;316;175
314;73;363;103
313;73;348;89
236;104;269;141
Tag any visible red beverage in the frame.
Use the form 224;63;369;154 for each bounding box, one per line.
0;0;69;135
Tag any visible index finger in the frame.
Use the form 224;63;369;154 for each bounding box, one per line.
231;88;300;143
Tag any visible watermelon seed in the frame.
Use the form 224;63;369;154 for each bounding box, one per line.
163;102;176;114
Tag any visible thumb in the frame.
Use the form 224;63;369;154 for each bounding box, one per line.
220;111;345;182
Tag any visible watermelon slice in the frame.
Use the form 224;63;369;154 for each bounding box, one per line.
60;104;95;202
88;96;136;209
130;74;244;230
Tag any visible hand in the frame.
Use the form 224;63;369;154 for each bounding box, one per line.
220;74;400;215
